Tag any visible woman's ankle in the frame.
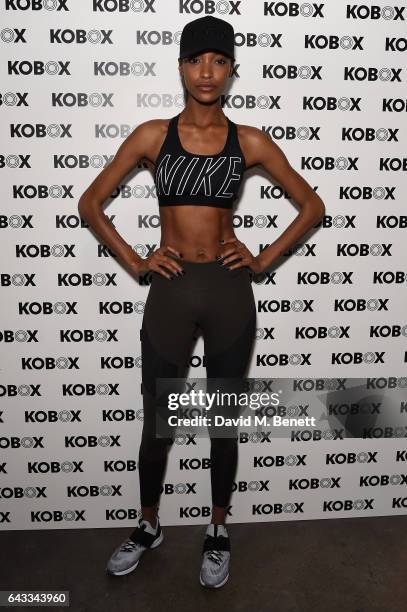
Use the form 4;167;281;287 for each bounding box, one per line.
141;505;158;528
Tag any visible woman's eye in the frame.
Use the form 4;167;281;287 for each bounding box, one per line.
188;57;226;64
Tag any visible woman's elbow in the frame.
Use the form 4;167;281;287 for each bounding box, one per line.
78;196;88;220
78;194;98;222
313;195;326;222
318;201;326;221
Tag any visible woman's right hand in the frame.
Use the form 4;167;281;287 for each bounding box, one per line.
136;245;184;279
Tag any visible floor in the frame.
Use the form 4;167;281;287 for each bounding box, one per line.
1;515;405;612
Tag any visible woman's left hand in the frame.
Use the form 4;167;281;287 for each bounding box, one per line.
218;238;265;274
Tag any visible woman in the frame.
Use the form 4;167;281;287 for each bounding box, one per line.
78;15;325;589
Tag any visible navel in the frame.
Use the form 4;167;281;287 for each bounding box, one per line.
196;248;208;259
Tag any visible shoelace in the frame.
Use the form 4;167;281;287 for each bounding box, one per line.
119;520;151;552
206;549;225;566
120;539;143;553
203;533;229;566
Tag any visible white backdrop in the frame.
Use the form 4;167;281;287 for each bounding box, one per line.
1;1;406;530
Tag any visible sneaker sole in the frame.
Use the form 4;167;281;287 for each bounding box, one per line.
106;530;164;577
199;572;229;589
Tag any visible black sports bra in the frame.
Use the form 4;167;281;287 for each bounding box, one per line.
153;112;246;209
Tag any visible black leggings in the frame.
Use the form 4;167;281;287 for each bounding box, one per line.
138;255;256;508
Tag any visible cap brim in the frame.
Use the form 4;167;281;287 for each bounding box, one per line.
179;47;234;60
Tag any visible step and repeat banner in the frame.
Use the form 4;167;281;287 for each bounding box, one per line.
1;1;406;530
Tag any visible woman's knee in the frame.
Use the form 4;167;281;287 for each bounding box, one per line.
139;433;172;460
210;436;238;456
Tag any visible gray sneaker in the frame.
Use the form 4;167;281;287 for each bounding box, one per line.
199;523;230;588
106;515;163;576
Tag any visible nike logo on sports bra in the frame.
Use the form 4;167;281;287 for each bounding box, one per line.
153;112;246;209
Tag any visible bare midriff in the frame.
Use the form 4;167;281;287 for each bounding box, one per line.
159;205;237;262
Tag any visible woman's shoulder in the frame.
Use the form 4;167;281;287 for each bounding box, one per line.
132;117;173;165
234;120;266;144
137;116;172;137
234;121;271;169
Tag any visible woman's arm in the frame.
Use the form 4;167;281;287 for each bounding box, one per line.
242;126;326;271
78;120;159;275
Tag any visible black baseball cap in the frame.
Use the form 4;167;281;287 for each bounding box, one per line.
179;15;235;61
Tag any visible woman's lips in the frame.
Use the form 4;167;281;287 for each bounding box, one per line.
197;85;215;91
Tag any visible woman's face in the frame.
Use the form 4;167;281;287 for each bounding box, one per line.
179;51;233;101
